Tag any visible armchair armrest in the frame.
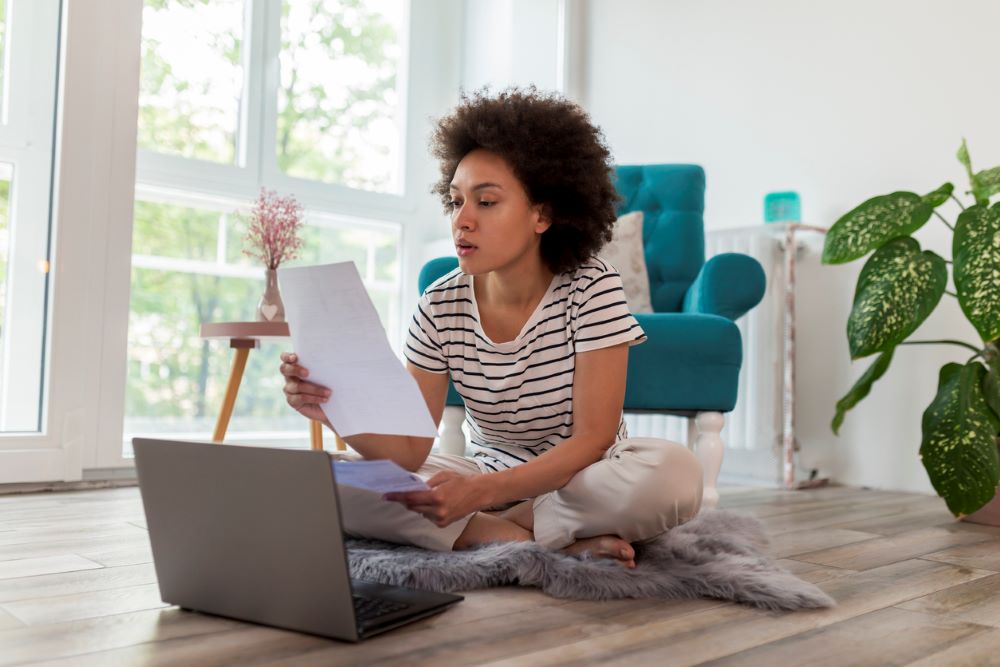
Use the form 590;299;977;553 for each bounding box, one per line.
682;253;766;321
626;312;743;411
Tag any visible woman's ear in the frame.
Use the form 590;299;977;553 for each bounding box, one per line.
533;203;553;234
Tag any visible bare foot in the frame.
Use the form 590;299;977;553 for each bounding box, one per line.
561;535;636;569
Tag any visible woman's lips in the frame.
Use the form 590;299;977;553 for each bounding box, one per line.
456;244;477;257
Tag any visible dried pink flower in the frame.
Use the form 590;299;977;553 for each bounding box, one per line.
240;188;304;269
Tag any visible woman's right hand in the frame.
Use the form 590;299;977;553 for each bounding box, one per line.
280;352;332;425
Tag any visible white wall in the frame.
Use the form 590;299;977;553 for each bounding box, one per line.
579;0;999;493
460;0;563;93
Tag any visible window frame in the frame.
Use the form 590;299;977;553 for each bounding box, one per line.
0;0;462;482
135;0;417;215
0;0;143;483
0;0;62;437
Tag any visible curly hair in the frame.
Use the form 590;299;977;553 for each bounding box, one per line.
430;87;619;275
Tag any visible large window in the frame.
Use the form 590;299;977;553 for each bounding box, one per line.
277;0;405;191
137;0;246;164
127;0;408;452
0;0;60;435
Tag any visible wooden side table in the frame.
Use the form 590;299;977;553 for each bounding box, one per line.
199;321;346;452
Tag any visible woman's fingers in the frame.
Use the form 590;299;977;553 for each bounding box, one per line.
279;362;310;379
284;378;330;399
280;352;331;423
279;352;311;379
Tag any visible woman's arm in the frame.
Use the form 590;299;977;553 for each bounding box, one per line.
340;362;449;471
281;353;448;472
478;341;630;507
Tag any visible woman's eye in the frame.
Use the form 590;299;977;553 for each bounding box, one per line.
479;201;496;208
448;200;462;209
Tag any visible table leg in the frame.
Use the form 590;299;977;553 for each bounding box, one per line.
212;347;250;442
308;421;346;451
310;420;324;450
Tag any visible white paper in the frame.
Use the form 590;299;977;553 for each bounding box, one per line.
278;262;439;438
333;460;430;494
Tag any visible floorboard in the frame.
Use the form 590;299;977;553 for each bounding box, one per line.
0;484;996;666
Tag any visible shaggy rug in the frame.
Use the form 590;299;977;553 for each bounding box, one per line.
346;509;834;611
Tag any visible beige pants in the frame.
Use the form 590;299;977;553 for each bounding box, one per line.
333;437;704;552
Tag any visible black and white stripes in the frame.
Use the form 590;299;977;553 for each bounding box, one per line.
404;257;646;472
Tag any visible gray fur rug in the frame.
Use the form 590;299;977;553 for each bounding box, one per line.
346;509;834;611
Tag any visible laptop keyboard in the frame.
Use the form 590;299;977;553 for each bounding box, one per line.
352;594;410;623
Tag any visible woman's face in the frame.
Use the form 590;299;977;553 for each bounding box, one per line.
449;149;550;276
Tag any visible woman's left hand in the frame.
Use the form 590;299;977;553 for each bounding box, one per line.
383;471;490;528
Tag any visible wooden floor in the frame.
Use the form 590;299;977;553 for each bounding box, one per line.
1;485;999;666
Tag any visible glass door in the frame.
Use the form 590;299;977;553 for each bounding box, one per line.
0;0;60;437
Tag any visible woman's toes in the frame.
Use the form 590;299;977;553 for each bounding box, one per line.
563;535;636;567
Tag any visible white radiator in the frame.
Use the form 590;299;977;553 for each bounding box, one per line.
623;225;792;453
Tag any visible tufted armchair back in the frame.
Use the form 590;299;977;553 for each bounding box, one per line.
612;164;707;312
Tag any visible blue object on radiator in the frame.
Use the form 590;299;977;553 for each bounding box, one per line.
764;191;801;223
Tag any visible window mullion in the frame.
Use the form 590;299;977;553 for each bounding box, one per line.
256;0;281;189
240;0;266;179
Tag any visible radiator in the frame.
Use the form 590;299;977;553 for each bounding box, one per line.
623;225;790;453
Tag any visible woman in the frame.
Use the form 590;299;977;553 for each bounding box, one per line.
280;88;703;568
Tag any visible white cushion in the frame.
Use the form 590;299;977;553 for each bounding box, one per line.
599;211;654;314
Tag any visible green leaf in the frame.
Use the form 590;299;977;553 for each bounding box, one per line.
831;349;894;435
953;203;1000;342
983;352;1000;423
957;138;973;174
920;361;1000;517
822;192;933;265
957;139;992;205
921;182;954;208
973;166;1000;201
847;237;947;358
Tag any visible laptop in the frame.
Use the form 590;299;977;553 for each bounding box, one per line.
132;438;463;642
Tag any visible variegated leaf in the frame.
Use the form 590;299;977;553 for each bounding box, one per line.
847;237;947;359
832;349;894;435
920;362;1000;517
822;192;933;265
953;203;1000;342
984;353;1000;422
974;166;1000;201
922;182;954;208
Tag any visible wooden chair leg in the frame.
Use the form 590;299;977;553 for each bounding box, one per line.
693;411;725;509
212;347;250;442
334;434;347;451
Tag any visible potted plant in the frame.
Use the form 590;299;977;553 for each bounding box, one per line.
823;140;1000;520
240;188;304;322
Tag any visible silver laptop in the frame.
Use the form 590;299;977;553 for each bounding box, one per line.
132;438;463;642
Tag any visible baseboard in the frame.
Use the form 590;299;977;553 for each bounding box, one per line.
0;475;138;496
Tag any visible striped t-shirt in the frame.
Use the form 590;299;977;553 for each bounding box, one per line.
403;257;647;473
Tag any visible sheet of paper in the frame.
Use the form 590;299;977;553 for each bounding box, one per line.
278;261;439;438
332;459;430;494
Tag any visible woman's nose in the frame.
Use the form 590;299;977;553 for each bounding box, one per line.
453;205;475;230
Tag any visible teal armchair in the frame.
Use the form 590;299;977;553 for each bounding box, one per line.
418;165;766;507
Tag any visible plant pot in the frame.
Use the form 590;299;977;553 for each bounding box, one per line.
963;487;1000;526
256;268;285;322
